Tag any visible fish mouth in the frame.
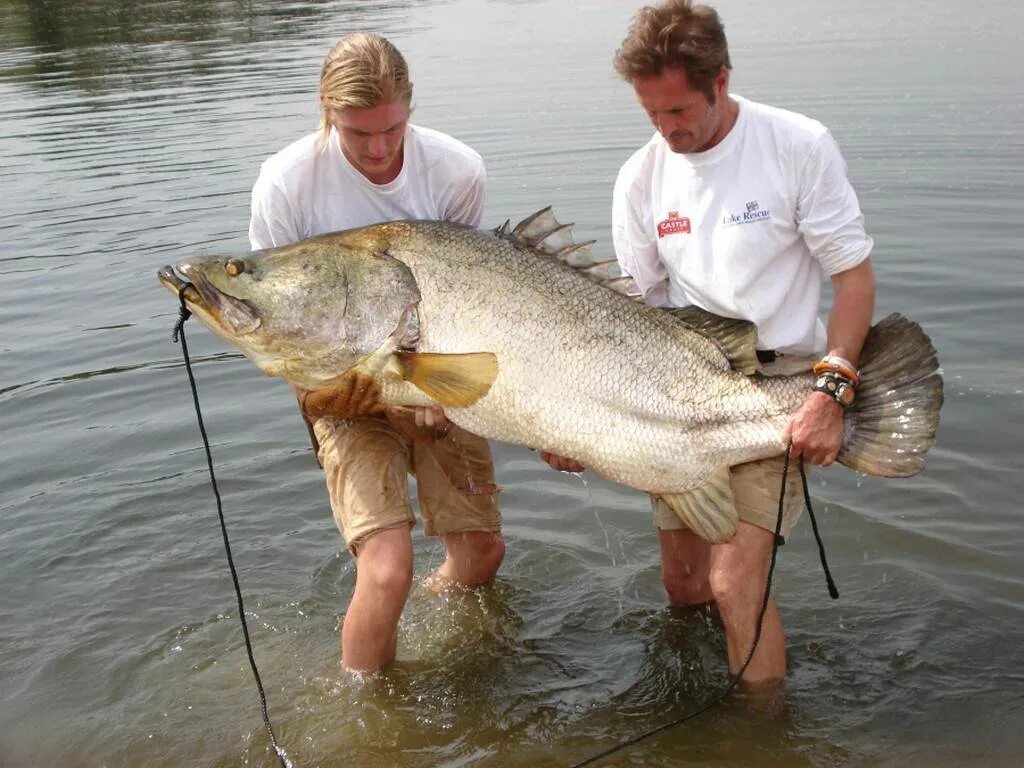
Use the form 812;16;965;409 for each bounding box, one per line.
157;264;262;336
157;264;202;305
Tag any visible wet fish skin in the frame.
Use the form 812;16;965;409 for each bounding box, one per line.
158;210;943;542
164;234;422;387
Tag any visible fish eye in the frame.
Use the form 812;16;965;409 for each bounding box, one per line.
225;258;246;277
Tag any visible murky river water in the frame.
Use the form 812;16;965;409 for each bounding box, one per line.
2;0;1022;766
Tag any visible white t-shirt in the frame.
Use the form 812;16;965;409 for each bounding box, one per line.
249;123;486;250
612;95;873;355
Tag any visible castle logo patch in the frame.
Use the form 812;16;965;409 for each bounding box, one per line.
657;211;691;238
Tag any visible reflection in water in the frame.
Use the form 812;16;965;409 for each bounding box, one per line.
0;0;413;93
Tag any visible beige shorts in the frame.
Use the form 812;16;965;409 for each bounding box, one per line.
652;455;807;541
313;414;502;552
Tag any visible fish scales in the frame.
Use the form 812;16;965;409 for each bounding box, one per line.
367;220;809;492
158;209;943;542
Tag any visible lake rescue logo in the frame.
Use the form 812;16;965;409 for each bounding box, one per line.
657;211;691;238
722;199;771;227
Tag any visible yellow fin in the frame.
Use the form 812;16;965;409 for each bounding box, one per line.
396;351;498;407
657;465;739;543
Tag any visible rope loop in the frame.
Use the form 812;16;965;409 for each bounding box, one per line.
172;282;193;343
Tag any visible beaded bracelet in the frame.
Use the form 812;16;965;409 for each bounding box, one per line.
812;354;860;385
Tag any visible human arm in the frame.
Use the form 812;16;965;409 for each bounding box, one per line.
297;381;450;445
781;126;876;465
612;152;669;307
292;371;387;421
782;258;875;465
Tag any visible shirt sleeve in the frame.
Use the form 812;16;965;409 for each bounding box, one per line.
796;131;874;276
612;159;669;306
248;168;300;251
445;159;487;227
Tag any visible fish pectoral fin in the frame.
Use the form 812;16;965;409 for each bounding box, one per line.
395;351;498;408
657;465;739;544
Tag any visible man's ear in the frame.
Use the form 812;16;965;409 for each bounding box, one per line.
715;65;730;98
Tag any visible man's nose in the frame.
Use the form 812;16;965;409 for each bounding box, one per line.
367;134;389;156
654;113;677;137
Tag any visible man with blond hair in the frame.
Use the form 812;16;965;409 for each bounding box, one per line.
249;32;504;672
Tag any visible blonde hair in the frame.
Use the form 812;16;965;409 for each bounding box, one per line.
317;32;414;149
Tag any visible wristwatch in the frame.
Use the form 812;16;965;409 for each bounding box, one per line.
814;372;856;407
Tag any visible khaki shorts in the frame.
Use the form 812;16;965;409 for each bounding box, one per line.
652;455;807;541
313;414;502;552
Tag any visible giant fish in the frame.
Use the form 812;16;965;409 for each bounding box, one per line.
158;209;943;542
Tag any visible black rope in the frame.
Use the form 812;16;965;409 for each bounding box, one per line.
569;443;838;767
800;460;839;599
172;286;290;768
170;280;838;767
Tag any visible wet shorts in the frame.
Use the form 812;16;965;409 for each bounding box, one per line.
313;414;502;552
652;455;807;541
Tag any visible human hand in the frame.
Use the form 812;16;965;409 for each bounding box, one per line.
540;450;585;473
780;391;844;466
414;404;449;433
293;371;384;420
384;404;451;442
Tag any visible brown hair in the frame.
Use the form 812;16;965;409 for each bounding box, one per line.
317;32;413;149
613;0;731;103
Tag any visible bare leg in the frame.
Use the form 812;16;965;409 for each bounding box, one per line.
709;521;786;683
658;528;714;605
436;531;505;586
341;525;414;672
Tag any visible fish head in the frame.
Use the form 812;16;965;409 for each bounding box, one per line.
158;235;421;387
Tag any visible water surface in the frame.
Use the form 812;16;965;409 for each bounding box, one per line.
2;0;1022;766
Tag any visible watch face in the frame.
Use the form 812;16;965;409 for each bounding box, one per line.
836;382;856;406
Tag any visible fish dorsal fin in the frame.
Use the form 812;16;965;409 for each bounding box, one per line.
510;207;561;246
395;351;498;408
663;306;761;375
573;259;617;279
656;465;739;544
497;210;760;373
500;208;627;294
602;275;642;297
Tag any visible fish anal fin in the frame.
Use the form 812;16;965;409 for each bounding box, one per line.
396;351;498;408
657;465;738;543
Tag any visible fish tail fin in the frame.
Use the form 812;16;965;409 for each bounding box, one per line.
838;313;944;477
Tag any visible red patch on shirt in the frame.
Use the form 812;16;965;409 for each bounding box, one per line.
657;211;691;238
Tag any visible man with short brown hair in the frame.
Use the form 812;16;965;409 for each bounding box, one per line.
615;0;875;685
546;1;875;686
